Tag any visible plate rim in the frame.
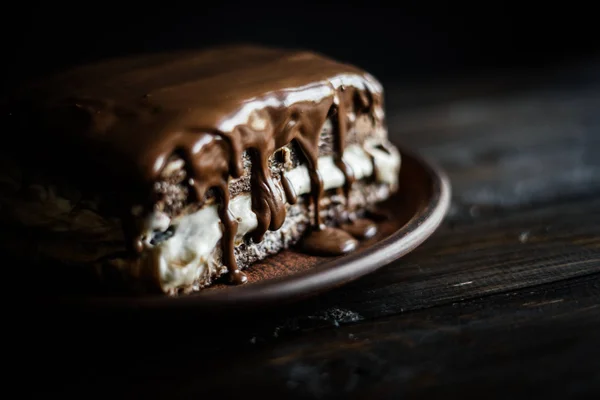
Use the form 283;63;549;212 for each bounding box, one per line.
68;145;452;311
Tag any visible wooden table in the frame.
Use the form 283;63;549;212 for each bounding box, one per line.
23;60;600;399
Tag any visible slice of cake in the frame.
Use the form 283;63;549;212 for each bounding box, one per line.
0;45;401;295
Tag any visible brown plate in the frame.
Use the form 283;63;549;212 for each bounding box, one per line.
33;145;451;313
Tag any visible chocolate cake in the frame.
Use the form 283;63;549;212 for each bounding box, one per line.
0;45;401;295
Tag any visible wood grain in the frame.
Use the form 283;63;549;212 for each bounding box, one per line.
178;274;600;400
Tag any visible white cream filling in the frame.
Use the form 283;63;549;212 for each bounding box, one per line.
150;142;401;292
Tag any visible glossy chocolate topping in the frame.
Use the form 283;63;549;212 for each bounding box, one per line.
5;45;386;285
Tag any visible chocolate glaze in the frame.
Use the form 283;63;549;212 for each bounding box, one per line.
6;45;385;285
341;218;378;240
281;172;298;205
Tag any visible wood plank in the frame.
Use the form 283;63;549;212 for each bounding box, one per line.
199;274;600;400
388;87;600;215
38;273;600;399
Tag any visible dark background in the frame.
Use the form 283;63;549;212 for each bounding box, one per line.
2;2;599;91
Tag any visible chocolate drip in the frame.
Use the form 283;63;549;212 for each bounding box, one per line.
249;148;286;243
281;172;297;205
216;186;247;285
334;85;378;204
299;226;358;256
141;131;247;282
341;218;378;240
182;134;247;283
332;91;356;204
297;84;380;255
306;160;325;228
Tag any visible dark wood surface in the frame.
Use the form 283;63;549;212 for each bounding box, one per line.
15;59;600;399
